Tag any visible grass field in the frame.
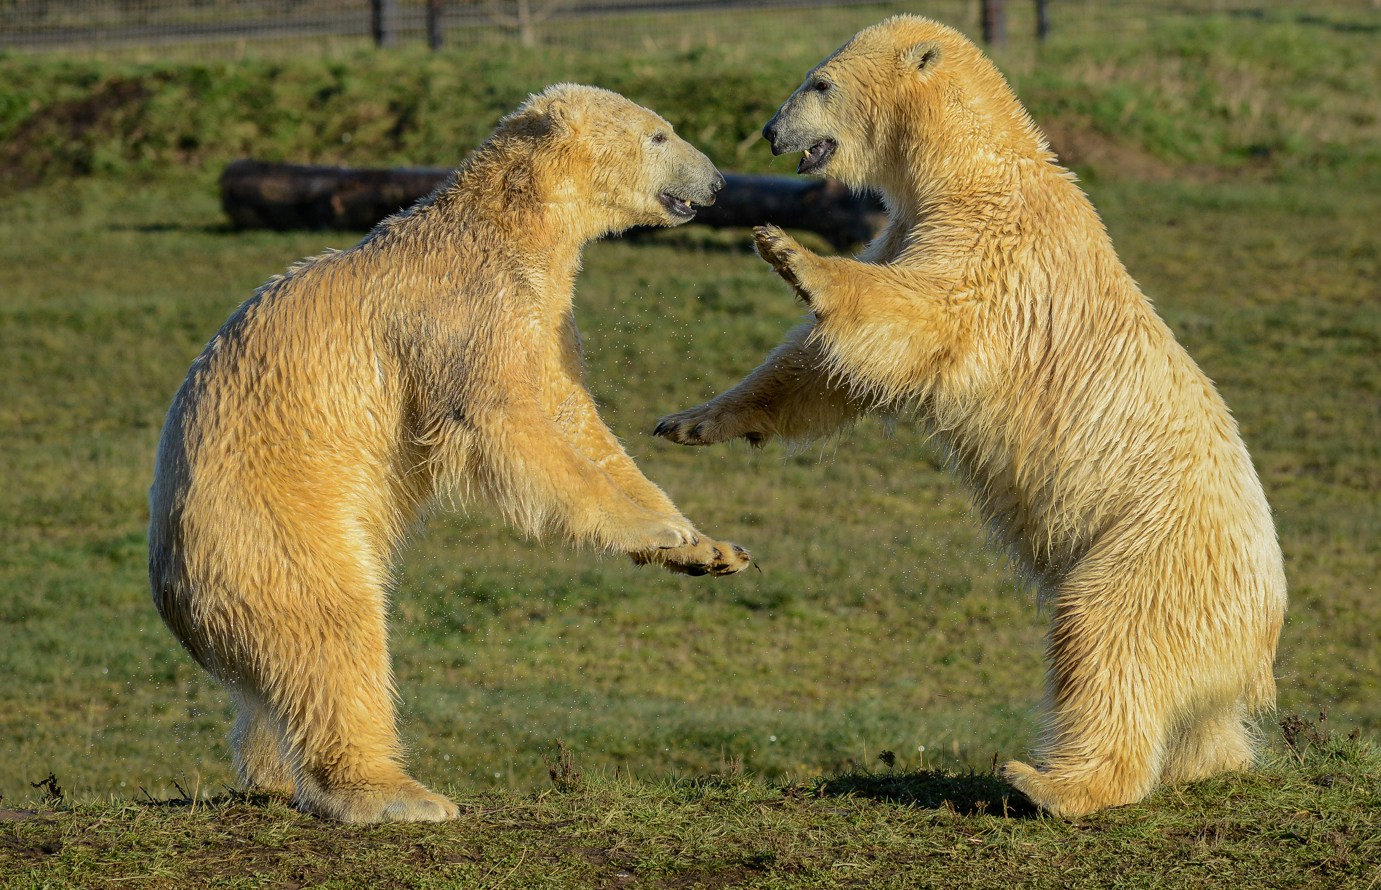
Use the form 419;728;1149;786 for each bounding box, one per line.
5;729;1381;889
2;5;1380;887
3;167;1379;886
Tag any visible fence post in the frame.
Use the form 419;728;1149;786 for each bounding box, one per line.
982;0;1006;48
518;0;535;48
1036;0;1050;41
428;0;444;50
372;0;399;48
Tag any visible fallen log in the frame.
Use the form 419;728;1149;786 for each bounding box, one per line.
220;159;887;249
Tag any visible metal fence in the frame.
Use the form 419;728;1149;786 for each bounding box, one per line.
2;0;1378;56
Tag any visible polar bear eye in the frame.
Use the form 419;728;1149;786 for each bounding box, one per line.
651;132;668;145
813;80;831;93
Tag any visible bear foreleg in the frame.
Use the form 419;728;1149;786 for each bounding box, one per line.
548;377;751;575
752;226;969;405
466;399;701;554
655;322;862;448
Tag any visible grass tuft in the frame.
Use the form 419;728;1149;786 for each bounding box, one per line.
544;739;585;793
1281;707;1373;766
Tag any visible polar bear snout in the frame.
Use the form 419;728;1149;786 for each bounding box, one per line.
657;155;725;221
763;104;804;156
763;95;837;175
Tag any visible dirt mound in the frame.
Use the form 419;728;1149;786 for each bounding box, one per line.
1;76;154;187
1040;117;1175;182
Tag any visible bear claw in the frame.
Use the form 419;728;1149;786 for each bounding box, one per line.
634;538;752;577
753;226;811;304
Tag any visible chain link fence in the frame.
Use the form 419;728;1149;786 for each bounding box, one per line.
3;0;1376;58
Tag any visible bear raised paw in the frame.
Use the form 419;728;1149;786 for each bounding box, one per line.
150;85;748;823
657;17;1286;817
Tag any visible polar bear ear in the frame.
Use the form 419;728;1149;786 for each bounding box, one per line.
543;98;587;137
903;40;944;74
505;101;558;141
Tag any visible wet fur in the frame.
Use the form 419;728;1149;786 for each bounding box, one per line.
656;18;1286;816
150;85;748;824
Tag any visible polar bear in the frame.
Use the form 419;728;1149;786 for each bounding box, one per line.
150;85;750;823
655;18;1286;816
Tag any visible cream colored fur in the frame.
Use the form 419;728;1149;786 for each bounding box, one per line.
656;17;1286;816
149;85;749;824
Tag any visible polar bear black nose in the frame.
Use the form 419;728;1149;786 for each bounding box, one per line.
711;171;726;193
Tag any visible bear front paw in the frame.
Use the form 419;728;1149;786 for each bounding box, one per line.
632;539;752;577
753;225;816;306
654;404;767;447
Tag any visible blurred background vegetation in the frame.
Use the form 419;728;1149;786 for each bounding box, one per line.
3;2;1381;186
0;0;1377;804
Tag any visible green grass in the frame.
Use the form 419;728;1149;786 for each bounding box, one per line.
1016;6;1381;173
1;167;1378;833
4;727;1380;887
0;177;1045;800
2;4;1379;189
1;7;1380;885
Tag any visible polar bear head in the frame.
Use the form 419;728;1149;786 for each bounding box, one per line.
492;83;724;237
761;16;1043;198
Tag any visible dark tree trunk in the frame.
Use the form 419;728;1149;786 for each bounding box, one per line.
220;160;887;249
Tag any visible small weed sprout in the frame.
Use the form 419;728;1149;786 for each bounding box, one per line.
1279;707;1371;765
878;750;897;769
30;772;63;804
717;745;744;778
544;739;582;792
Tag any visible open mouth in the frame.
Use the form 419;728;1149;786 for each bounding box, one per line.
798;138;836;174
659;192;699;219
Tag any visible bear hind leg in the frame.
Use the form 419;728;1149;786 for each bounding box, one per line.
1161;700;1256;786
1003;609;1169;816
274;617;458;823
1002;729;1163;819
231;690;296;796
233;567;458;824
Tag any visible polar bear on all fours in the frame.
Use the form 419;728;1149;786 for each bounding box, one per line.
656;16;1287;817
149;85;750;824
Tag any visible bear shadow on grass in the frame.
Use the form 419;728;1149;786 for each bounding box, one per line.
803;768;1040;818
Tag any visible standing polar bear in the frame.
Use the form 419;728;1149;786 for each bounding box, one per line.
657;17;1286;816
150;85;749;823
